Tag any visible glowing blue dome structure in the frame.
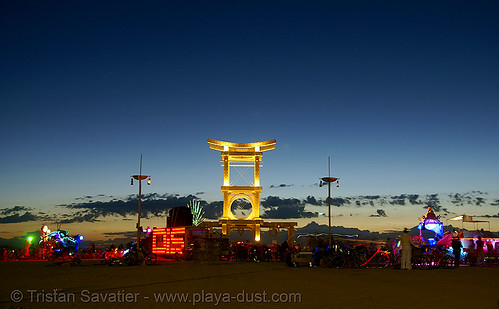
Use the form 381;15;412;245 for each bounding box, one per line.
417;207;444;247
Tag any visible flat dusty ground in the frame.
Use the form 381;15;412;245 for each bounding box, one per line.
0;260;498;309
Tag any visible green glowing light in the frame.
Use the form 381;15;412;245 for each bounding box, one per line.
188;199;205;226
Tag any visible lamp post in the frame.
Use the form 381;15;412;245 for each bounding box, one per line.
320;156;339;249
131;154;151;250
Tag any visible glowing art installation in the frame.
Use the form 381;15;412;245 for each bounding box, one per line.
409;206;445;249
208;139;275;220
188;199;205;226
205;139;296;244
417;206;444;240
152;227;186;255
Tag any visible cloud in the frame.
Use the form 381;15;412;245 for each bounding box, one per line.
269;184;293;188
59;210;103;224
407;195;422;205
388;194;423;206
475;197;485;206
39;191;499;224
200;201;223;220
449;193;468;206
362;195;380;200
423;204;442;212
423;194;440;210
261;196;317;219
370;209;388;217
61;193;226;222
359;195;381;205
354;199;376;207
448;192;490;207
75;195;94;200
0;212;39;223
330;197;350;207
0;206;32;216
304;196;321;206
261;196;301;208
297;221;395;239
318;197;351;207
390;196;406;206
477;213;499;218
353;196;382;207
61;193;200;219
262;207;317;219
0;206;46;223
75;194;114;201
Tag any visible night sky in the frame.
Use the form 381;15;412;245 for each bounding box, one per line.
1;1;498;241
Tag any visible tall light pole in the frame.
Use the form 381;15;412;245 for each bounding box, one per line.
320;156;339;249
131;154;151;250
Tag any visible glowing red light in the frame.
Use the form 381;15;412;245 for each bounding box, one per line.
152;227;186;256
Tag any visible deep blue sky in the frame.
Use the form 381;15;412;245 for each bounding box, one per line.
1;1;498;213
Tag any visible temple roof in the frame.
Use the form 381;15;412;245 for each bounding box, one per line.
208;139;276;152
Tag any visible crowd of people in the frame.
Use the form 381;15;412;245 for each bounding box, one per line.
399;229;496;270
1;230;496;269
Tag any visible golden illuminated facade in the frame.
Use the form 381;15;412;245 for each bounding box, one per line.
206;139;296;244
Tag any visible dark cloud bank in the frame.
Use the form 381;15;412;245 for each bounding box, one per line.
1;192;498;224
1;191;497;246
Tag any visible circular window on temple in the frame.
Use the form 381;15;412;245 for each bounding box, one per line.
230;197;253;219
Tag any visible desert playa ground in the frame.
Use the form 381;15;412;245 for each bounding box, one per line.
0;261;498;309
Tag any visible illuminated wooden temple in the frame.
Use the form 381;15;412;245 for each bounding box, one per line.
203;139;296;244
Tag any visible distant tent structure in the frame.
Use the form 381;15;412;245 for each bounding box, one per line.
447;215;491;231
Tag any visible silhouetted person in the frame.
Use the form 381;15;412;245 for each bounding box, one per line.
384;238;392;253
486;240;493;257
451;236;462;268
279;241;289;262
400;228;412;270
468;239;476;267
476;236;485;266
